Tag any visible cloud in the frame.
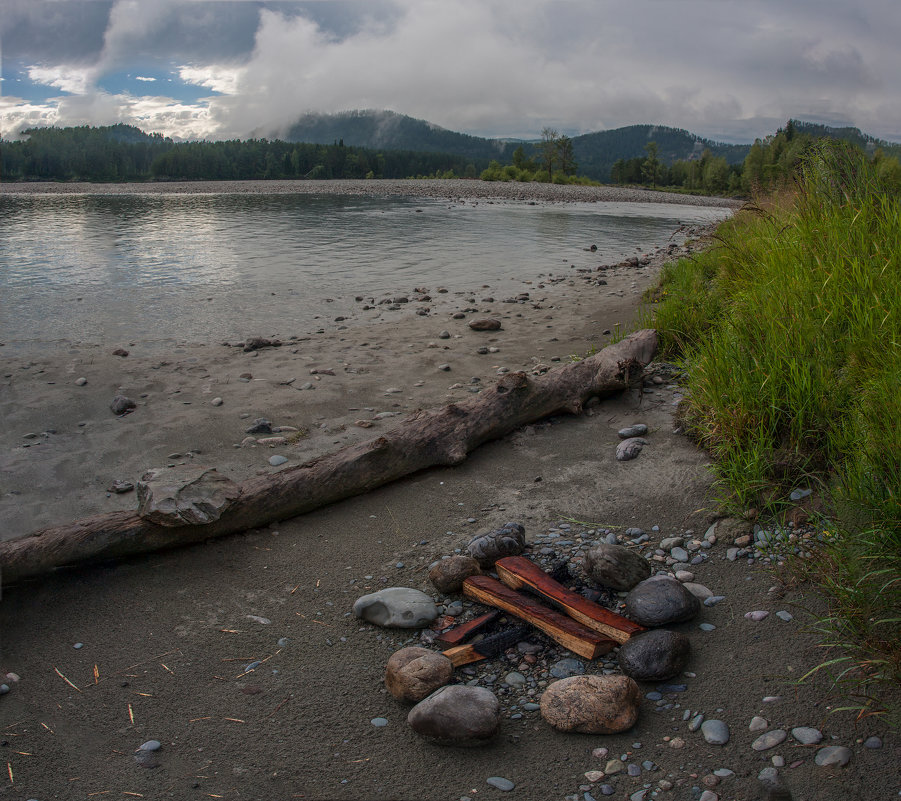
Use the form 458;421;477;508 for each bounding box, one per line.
2;0;901;143
135;76;157;82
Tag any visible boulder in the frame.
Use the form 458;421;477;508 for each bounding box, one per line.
137;466;241;527
624;576;701;627
429;555;482;594
617;629;691;681
352;587;439;628
385;647;454;703
539;674;640;734
466;522;525;568
584;543;651;591
407;685;500;742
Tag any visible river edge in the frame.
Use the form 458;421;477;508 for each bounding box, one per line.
0;184;896;801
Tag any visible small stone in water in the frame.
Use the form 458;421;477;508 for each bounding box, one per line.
486;777;514;792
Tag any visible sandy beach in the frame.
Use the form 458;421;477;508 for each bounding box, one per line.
0;181;896;801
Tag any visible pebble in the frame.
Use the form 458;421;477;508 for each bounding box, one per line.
629;790;648;801
791;726;823;745
688;713;704;732
139;740;162;752
698;623;716;631
504;672;526;687
752;730;787;750
599;786;614;797
626;763;641;777
268;455;288;466
211;397;223;406
550;658;585;678
617;424;648;439
745;610;769;621
863;735;882;749
699;792;719;801
486;777;514;791
0;684;9;695
814;745;852;767
370;717;389;727
584;770;605;782
604;759;624;775
73;642;84;649
704;595;726;606
701;719;730;745
775;610;793;621
749;716;768;732
75;377;87;385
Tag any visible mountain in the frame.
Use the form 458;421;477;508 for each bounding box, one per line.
571;125;750;181
283;109;514;163
790;120;901;157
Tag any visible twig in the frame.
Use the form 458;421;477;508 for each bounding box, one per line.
265;695;292;719
53;666;81;692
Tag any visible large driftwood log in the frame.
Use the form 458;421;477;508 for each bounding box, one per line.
0;329;657;584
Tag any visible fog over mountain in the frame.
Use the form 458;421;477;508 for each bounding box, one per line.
3;1;900;144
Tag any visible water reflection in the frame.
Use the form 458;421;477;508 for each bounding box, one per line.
0;193;729;347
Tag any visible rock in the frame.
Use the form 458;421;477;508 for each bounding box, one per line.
584;543;651;591
385;647;454;703
863;735;882;749
112;348;129;357
776;610;793;622
465;522;525;568
745;610;770;621
749;716;768;732
268;455;288;467
701;719;730;745
539;674;640;734
428;555;482;594
211;397;223;406
617;424;648;439
110;395;136;415
438;330;451;339
139;740;162;751
407;685;500;742
616;437;647;461
75;377;87;386
486;777;514;791
549;658;585;678
682;582;713;599
814;746;852;767
617;629;690;681
245;417;273;435
714;517;753;542
670;547;690;563
243;336;281;352
624;576;701;627
107;479;135;494
352;587;439;628
791;726;822;745
757;767;794;801
137;466;241;526
752;730;788;751
468;318;502;331
370;717;389;727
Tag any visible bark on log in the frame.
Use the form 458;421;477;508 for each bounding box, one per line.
0;329;657;585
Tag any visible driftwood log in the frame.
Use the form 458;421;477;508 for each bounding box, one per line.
0;329;657;585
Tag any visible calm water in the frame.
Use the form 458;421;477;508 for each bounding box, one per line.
0;192;729;349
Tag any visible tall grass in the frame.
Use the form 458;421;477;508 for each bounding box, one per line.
650;142;901;722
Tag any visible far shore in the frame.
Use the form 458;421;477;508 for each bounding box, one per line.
0;177;744;207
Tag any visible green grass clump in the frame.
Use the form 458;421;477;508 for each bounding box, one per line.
650;141;901;722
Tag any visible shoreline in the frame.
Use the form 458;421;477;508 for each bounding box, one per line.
0;177;744;208
1;189;893;801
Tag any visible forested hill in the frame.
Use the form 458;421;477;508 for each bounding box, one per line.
571;125;749;181
283;110;517;162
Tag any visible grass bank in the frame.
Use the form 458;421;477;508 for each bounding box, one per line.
647;142;901;724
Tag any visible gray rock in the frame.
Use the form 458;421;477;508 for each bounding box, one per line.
682;582;712;599
688;713;704;732
814;746;852;767
660;537;684;551
617;629;690;681
549;658;585;678
863;735;882;749
791;726;822;745
139;740;162;751
428;555;481;594
465;522;525;568
776;610;793;621
268;455;288;466
701;719;730;745
408;685;500;742
210;397;223;406
245;417;272;434
75;376;87;386
352;587;439;628
624;576;701;627
385;647;454;702
584;543;651;591
110;395;136;415
616;437;647;461
757;767;794;801
486;777;514;791
749;716;768;732
540;674;640;734
107;479;135;494
504;671;526;687
618;424;648;439
137;466;240;526
670;547;690;563
752;729;788;751
371;717;389;727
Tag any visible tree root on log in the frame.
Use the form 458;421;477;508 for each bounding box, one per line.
0;329;657;585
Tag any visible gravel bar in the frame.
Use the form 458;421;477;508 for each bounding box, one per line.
0;178;743;207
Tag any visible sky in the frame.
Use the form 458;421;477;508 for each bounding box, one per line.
2;0;900;145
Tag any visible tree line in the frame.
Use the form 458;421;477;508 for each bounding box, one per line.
0;124;484;182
